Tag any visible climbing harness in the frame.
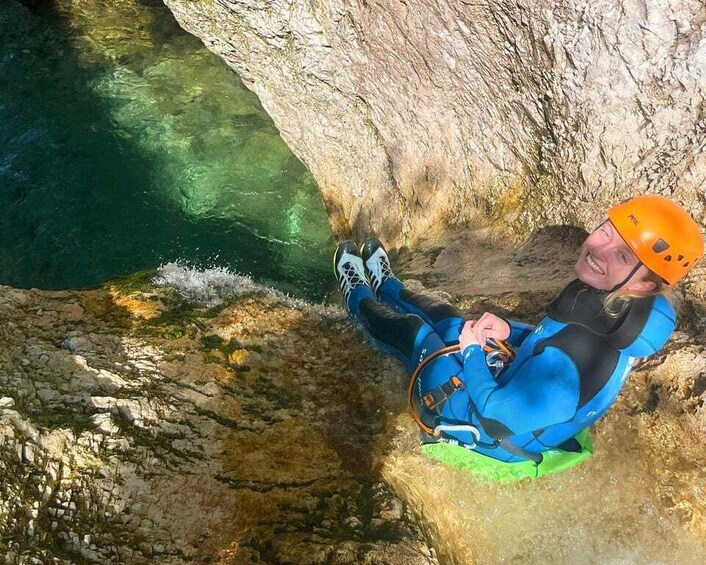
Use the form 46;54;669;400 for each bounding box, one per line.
422;375;465;410
406;339;514;440
406;338;594;479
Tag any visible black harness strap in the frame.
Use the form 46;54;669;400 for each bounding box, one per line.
496;438;543;464
423;375;465;410
462;392;544;464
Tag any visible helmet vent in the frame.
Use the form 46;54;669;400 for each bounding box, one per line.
677;254;684;261
652;239;670;253
664;255;673;262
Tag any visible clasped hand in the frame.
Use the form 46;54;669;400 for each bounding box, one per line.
459;312;510;352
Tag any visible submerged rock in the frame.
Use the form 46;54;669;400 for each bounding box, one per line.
2;4;705;561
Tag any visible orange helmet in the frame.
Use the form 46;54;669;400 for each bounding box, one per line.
607;195;704;285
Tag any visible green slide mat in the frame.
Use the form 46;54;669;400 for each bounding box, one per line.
420;429;593;482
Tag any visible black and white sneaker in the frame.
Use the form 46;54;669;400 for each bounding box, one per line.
361;237;394;295
333;240;370;310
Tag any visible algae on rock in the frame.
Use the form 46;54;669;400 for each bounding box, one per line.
0;275;435;563
2;231;706;563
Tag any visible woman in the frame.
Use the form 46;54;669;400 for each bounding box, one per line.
333;195;704;467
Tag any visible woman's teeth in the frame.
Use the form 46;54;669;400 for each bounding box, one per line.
586;253;605;275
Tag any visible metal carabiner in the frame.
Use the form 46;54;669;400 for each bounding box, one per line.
485;349;509;378
432;424;481;448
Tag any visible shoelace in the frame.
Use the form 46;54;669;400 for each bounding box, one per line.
369;253;392;291
339;262;367;301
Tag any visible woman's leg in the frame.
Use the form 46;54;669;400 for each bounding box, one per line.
335;241;469;442
379;277;465;344
356;296;449;373
361;238;465;345
335;240;451;372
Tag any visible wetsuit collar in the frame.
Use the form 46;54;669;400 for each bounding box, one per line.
546;279;655;349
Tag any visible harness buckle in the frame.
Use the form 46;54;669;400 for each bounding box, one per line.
422;375;465;410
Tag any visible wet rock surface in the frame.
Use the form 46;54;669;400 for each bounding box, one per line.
1;229;706;563
163;0;706;245
0;278;435;564
387;231;706;563
4;1;706;563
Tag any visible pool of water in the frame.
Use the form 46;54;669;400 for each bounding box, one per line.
0;0;333;301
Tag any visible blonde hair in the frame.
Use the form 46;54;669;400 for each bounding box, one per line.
603;270;670;317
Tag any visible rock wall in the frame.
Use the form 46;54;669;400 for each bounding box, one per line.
3;1;706;562
163;0;706;245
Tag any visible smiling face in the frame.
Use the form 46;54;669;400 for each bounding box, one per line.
574;220;657;292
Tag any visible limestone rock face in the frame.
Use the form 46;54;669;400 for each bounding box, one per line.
0;277;435;564
163;0;706;245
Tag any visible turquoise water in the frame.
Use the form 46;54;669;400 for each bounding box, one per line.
0;0;332;300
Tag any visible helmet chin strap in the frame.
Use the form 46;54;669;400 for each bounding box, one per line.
608;261;643;293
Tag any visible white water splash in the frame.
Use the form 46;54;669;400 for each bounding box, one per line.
153;262;263;307
154;262;348;323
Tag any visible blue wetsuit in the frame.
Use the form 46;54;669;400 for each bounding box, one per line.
349;277;676;463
